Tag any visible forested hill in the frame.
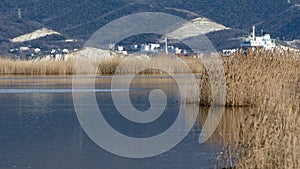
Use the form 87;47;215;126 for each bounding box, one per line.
1;0;299;54
1;0;299;39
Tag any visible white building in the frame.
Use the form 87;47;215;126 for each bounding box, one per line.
20;47;30;52
141;44;150;52
62;49;69;54
240;26;276;50
222;49;238;56
175;47;182;54
51;49;56;54
65;39;76;42
150;43;160;51
34;48;41;53
117;46;124;52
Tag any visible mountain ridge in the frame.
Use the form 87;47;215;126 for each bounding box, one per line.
1;0;299;55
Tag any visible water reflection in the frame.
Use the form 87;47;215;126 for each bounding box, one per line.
0;76;252;169
199;107;251;139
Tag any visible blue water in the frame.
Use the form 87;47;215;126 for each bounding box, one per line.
0;76;225;169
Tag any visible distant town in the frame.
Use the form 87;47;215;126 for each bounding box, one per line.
8;46;79;61
8;37;193;60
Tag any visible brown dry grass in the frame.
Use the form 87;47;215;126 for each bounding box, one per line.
1;49;299;107
217;84;300;169
0;58;76;75
0;56;202;75
99;55;203;75
211;50;300;169
199;49;300;106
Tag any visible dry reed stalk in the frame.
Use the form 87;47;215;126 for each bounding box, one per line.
0;58;76;75
202;49;300;107
232;85;300;169
216;84;299;169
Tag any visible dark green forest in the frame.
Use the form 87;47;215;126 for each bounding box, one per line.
1;0;299;53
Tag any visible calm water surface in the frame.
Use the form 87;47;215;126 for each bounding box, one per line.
0;76;246;169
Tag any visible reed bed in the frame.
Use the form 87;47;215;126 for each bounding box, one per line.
111;55;204;74
0;55;202;75
1;49;299;107
217;84;300;169
199;50;300;106
211;50;300;168
0;58;76;75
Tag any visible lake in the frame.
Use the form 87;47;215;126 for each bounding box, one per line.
0;75;247;169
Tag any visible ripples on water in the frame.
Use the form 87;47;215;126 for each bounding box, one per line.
0;76;249;169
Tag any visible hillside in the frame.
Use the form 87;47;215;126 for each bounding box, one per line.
259;4;300;40
10;28;61;43
166;17;229;40
1;0;299;55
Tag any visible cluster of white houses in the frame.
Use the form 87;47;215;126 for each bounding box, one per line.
109;38;187;55
9;46;79;59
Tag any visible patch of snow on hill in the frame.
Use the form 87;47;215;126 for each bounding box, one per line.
10;28;61;43
166;17;229;40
